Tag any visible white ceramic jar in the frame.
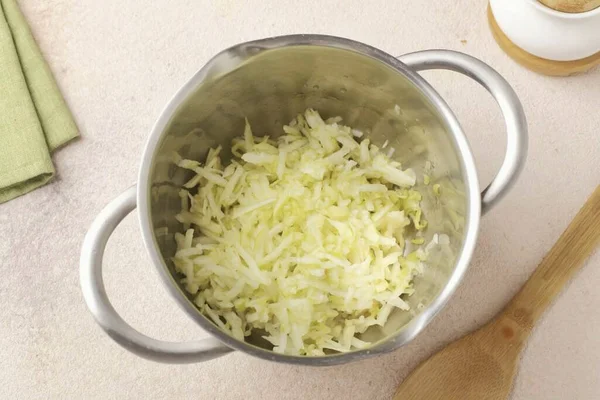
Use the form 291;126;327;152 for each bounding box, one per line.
490;0;600;61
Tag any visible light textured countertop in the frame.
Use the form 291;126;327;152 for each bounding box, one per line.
1;1;599;399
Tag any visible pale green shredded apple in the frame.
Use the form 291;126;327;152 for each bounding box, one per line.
173;109;430;356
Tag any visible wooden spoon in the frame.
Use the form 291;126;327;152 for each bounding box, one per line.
393;185;600;400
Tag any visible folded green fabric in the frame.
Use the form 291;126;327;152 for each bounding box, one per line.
0;0;78;203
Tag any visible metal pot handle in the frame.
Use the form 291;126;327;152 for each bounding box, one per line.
397;50;527;214
80;185;233;363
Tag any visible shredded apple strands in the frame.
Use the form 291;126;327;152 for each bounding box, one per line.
173;109;428;356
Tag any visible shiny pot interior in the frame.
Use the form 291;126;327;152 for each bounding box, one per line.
140;36;476;364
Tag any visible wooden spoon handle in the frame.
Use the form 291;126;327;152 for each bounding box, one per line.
503;185;600;330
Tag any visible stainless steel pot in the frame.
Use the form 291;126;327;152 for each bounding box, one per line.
81;35;527;366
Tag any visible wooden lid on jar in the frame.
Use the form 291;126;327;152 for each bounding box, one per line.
538;0;600;13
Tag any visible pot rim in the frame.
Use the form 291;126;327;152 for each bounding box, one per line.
137;34;481;366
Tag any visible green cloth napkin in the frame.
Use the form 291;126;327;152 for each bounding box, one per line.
0;0;78;203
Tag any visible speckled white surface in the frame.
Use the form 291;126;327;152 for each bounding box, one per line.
1;1;599;399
